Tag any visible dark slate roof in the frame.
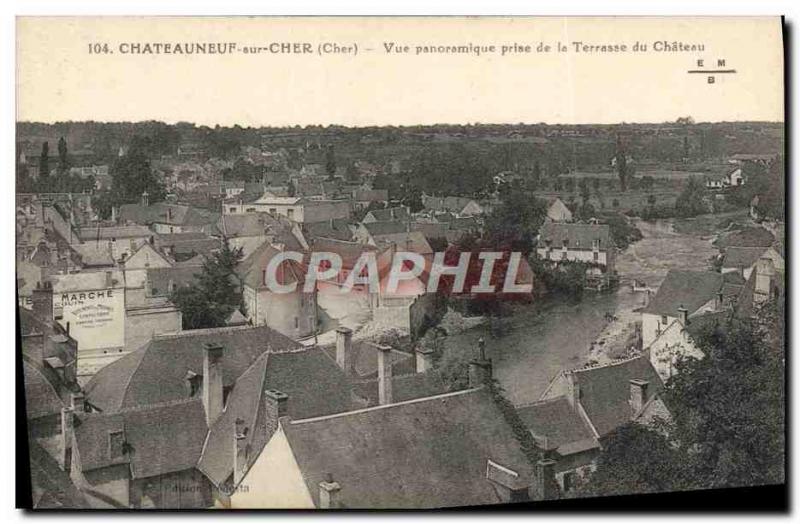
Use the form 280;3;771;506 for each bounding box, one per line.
569;355;663;437
735;270;758;319
538;222;613;250
364;207;410;222
722;247;768;269
515;397;597;453
77;225;153;241
715;227;775;249
362;220;410;237
119;202;219;228
84;325;301;412
154;233;222;257
147;265;204;296
305;219;354;242
642;270;723;317
373;230;434;255
74;398;208;478
28;439;89;508
282;387;533;509
422;195;478;213
23;360;65;420
321;342;412;379
352;370;450;406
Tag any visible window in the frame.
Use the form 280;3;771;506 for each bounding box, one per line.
562;470;577;492
593;251;599;262
229;207;237;213
269;208;277;214
561;251;567;260
661;315;668;325
287;208;295;219
109;430;126;458
294;317;299;329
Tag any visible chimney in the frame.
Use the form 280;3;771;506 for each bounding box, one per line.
376;344;393;405
31;281;54;322
59;406;74;471
111;206;117;223
335;327;353;373
415;345;435;374
533;459;558;500
264;389;289;438
566;372;581;409
233;417;249;486
629;379;649;417
141;191;149;207
202;343;224;425
716;291;724;310
468;337;492;387
677;305;688;326
70;391;86;413
319;473;341;509
167;207;173;222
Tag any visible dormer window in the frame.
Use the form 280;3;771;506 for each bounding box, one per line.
109;430;126;459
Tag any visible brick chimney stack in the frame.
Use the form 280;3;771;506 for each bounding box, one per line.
415;345;435;374
203;343;224;425
335;327;353;374
677;305;689;326
629;379;649;417
233;417;249;486
533;459;558;500
264;389;289;438
31;281;54;322
468;337;492;387
319;473;341;509
376;344;393;405
59;406;74;471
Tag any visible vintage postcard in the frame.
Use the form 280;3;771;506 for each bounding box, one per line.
16;16;785;509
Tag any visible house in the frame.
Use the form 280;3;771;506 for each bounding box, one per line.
705;167;744;190
69;325;357;508
121;241;173;270
216;213;307;259
515;397;600;494
715;226;775;250
545;198;573;223
237;242;317;339
118;196;219;235
304;218;355;242
721;245;783;280
229;358;553;508
646;309;729;381
352;188;389;211
540;354;668;440
153;232;222;263
76;225;155;263
50;270;182;380
421;195;484;217
223;192;352;224
640;270;726;348
536;223;616;289
362;206;410;224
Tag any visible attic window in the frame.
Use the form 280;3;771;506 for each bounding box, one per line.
562;239;569;248
109;430;126;458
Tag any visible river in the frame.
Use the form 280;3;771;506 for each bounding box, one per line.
441;218;720;406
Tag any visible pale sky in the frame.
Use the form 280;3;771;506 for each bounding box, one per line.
16;16;784;126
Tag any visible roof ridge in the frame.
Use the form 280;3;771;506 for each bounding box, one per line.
90;395;203;417
514;396;567;410
566;353;645;374
290;386;483;425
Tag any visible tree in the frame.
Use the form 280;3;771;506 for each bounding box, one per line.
325;144;336;180
111;135;166;205
579;178;591;206
170;241;245;329
615;134;628;192
579;307;784;497
39;142;49;182
675;177;707;217
57;136;69;172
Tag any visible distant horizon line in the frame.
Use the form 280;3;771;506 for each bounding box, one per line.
15;119;786;129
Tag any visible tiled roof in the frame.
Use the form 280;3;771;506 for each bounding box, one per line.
84;325;301;412
238;242;307;289
515;397;597;453
310;238;377;268
352;370;450;406
715;227;775;249
77;225;153;241
119;203;219;228
373;230;434;255
362;221;410;237
147;266;203;296
722;247;768;269
23;359;65;420
538;222;613;250
568;355;663;437
74;398;208;478
283;387;533;509
305;219;354;242
364;207;410;223
422;195;478;214
642;270;723;317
